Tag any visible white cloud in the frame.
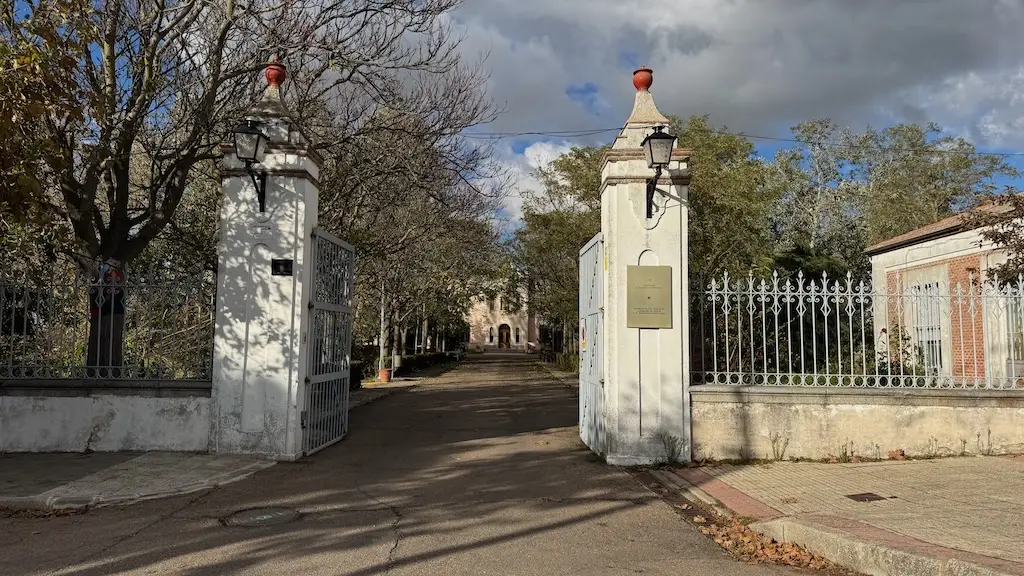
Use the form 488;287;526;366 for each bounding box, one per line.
452;0;1024;141
496;141;573;225
456;0;1024;229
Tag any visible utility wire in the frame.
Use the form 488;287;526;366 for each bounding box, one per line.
464;126;1024;158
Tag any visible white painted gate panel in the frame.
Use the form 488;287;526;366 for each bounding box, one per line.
579;233;605;454
302;227;356;455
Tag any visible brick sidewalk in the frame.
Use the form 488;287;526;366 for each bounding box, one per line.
670;457;1024;575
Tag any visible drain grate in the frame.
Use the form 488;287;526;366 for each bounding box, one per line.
844;492;888;502
221;507;301;527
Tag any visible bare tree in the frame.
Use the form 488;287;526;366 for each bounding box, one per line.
20;0;470;272
9;0;496;369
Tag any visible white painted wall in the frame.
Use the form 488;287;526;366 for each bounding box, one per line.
596;84;691;466
211;102;320;460
0;395;210;452
692;386;1024;460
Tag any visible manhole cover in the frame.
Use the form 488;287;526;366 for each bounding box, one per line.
845;492;887;502
222;507;301;527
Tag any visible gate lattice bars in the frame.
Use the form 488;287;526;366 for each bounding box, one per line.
691;270;1024;390
578;233;605;454
302;227;356;455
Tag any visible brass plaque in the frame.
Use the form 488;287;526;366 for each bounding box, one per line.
627;266;673;329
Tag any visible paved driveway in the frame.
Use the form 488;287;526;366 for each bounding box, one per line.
1;353;800;575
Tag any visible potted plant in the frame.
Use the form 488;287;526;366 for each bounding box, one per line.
378;356;393;383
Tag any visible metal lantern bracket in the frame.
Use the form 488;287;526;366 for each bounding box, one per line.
246;161;268;213
640;125;676;220
232;119;269;212
646;166;662;219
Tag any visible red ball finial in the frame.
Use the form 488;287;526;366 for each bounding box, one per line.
265;56;287;87
633;66;653;91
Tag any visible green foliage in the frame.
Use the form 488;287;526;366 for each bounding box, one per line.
964;195;1024;282
771;244;852;279
850;123;1012;244
515;209;599;328
555;352;579;374
0;0;93;221
512;145;606;330
671;115;779;280
772;119;1018;277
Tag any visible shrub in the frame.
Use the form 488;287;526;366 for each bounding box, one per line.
556;352;579;373
392;353;450;377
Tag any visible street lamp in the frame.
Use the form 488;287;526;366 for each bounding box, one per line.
232;120;268;212
640;125;676;219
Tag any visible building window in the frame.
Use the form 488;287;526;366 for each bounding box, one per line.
515;327;520;343
911;282;942;372
488;327;494;343
488;297;495;312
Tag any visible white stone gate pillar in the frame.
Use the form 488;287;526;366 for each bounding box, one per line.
211;60;321;460
600;68;692;465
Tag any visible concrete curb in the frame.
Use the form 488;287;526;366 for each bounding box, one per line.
0;460;276;512
752;517;1016;576
648;469;734;519
646;468;1020;576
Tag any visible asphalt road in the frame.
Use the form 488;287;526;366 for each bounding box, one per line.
1;353;804;575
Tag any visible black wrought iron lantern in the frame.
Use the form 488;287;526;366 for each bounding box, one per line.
231;120;268;212
640;125;676;218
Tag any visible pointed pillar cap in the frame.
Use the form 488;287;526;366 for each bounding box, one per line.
625;66;668;126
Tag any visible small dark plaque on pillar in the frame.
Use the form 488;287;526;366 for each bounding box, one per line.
271;259;294;276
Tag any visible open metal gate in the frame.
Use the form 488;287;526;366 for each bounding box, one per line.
302;227;356;455
579;233;605;455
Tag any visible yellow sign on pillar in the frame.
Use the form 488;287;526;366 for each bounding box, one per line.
626;265;672;328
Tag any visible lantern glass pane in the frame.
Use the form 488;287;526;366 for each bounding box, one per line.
644;142;656;167
253;133;266;163
234;131;260;162
650;136;674;166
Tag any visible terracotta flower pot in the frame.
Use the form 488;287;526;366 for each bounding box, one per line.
632;66;653;91
378;368;392;383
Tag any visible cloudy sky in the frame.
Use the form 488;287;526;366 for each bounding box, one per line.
448;0;1024;223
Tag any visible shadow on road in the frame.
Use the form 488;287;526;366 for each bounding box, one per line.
4;354;727;576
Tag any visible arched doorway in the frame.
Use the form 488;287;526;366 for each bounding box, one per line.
498;324;511;348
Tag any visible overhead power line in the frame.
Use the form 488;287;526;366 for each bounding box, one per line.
463;127;1024;158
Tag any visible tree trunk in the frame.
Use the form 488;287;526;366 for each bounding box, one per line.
85;269;127;377
378;281;387;371
391;316;402;370
422;316;429;353
415;318;422;355
86;310;126;377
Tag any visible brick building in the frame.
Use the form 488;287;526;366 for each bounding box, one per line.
866;204;1022;383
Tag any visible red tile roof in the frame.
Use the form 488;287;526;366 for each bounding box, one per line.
865;202;1014;256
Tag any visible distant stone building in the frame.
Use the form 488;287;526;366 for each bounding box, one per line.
466;291;540;352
